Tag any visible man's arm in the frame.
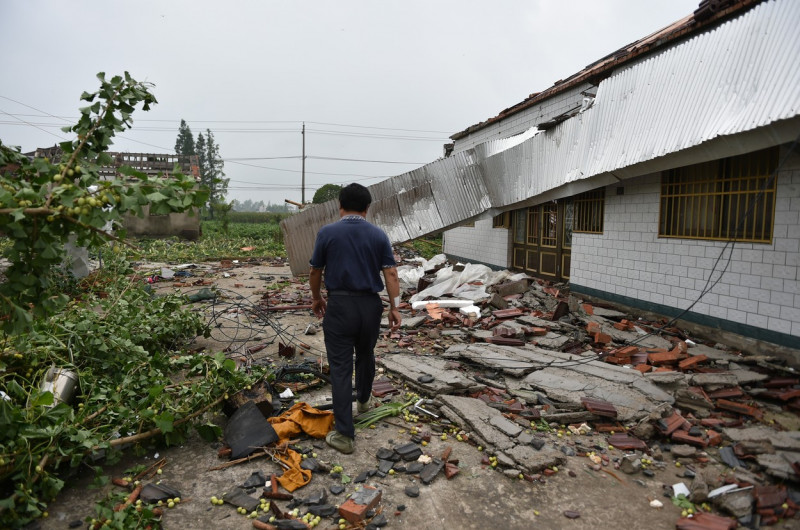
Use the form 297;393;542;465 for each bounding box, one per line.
382;267;402;331
309;267;326;318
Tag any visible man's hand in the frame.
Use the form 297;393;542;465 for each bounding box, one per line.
312;297;327;319
388;307;401;331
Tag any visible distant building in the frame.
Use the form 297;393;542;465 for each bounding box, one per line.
29;146;201;240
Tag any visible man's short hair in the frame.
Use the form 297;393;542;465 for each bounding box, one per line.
339;183;372;212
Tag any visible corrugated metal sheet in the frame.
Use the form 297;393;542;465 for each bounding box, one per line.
282;0;800;275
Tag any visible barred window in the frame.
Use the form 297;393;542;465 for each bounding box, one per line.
573;189;604;233
492;212;510;228
659;147;777;243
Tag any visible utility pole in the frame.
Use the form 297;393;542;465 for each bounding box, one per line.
301;122;306;204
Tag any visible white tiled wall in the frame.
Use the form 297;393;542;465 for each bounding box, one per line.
570;146;800;338
443;218;510;268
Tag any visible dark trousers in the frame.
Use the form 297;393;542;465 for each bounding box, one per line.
323;293;382;439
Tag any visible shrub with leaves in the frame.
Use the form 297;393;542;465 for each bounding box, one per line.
0;72;208;334
0;253;267;528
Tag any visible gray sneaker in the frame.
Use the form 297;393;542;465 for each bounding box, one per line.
325;431;354;454
357;395;379;414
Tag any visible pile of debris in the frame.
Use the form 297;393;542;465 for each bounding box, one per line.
370;254;800;527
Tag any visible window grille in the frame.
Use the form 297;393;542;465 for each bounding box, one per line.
492;212;510;228
573;189;604;233
659;147;777;243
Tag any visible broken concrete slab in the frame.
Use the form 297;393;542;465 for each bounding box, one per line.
443;343;542;375
400;315;428;329
505;444;565;474
377;353;482;395
756;452;800;482
516;314;556;329
687;343;743;363
489;415;523;438
723;427;800;452
588;306;628;319
437;395;516;451
726;362;770;385
523;367;669;421
690;372;740;388
532;332;573;350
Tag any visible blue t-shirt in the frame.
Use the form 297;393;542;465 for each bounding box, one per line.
309;215;396;293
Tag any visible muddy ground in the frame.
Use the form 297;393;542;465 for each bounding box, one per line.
36;260;799;530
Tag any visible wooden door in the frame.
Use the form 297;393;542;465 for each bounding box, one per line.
511;201;571;281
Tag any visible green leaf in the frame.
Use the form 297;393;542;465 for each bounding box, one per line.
30;391;55;408
154;412;175;434
146;191;168;202
195;422;222;442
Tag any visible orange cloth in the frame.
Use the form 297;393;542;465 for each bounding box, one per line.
274;449;312;492
267;402;334;492
267;401;334;441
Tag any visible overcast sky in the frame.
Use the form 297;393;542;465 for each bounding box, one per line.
0;0;699;207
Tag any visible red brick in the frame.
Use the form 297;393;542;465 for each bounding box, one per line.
607;433;647;451
586;321;601;334
593;332;612;345
654;366;675;372
617;345;639;356
700;418;725;428
633;364;652;374
707;387;744;399
675;512;737;530
656;411;690;436
648;351;681;365
339;486;382;523
581;397;617;418
605;355;630;365
764;377;800;388
491;308;524;319
678;355;708;371
706;429;722;447
671;430;708;448
716;399;764;419
582;303;594;315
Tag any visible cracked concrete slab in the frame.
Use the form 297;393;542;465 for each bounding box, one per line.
437;395;517;451
442;343;673;421
531;332;573;350
436;395;564;473
442;343;542;376
722;426;800;452
756;452;800;482
726;363;770;385
523;367;662;421
377;353;482;395
690;372;739;388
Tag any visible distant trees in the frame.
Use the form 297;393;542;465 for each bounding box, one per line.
174;119;195;156
312;183;342;204
232;199;290;213
174;121;229;218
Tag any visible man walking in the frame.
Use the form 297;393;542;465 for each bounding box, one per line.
309;183;402;454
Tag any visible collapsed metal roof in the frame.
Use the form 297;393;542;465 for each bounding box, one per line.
282;0;800;276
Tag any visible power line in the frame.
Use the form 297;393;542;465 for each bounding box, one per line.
0;110;67;142
0;108;452;134
307;155;425;164
0;119;447;141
